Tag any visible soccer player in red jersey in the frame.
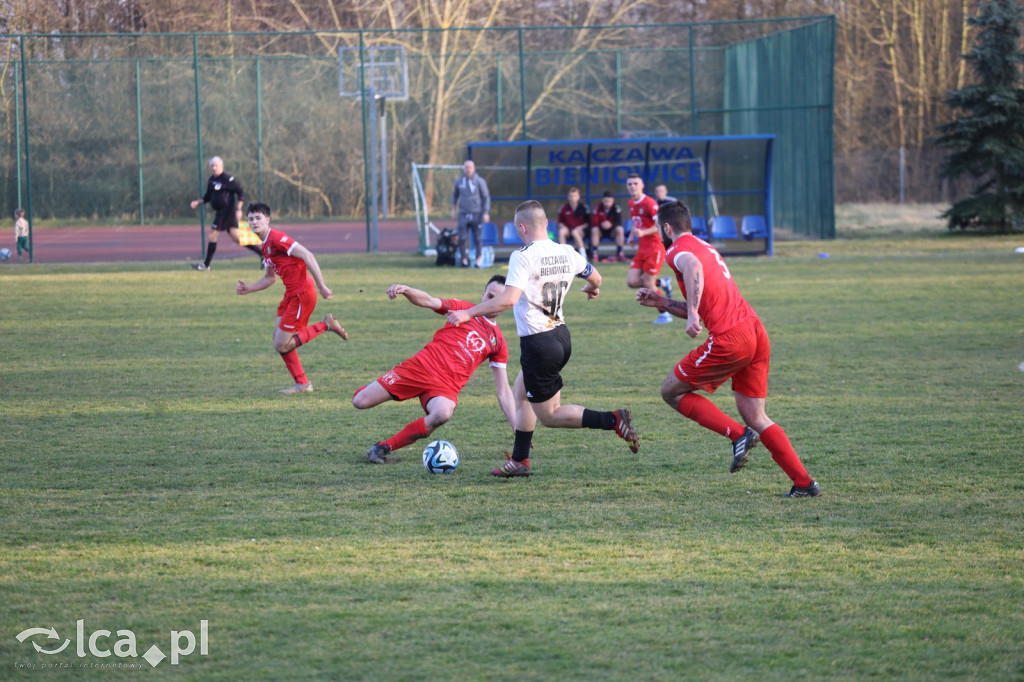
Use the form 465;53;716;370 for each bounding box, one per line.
635;200;821;497
235;202;348;394
625;174;674;324
353;277;517;464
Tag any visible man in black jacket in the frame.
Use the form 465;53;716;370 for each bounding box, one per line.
189;156;262;270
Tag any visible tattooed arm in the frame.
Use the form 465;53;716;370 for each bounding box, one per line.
675;252;704;338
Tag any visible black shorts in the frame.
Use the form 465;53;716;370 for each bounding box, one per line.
212;208;239;231
519;324;572;403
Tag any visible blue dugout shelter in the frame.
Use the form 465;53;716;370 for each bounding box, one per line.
468;135;774;256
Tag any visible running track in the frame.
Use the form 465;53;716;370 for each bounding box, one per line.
19;220;422;264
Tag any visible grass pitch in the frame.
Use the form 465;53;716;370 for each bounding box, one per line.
1;231;1022;680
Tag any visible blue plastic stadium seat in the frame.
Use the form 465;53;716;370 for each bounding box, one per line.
502;221;523;245
547;220;557;240
741;215;768;240
481;221;499;246
691;216;708;238
711;216;738;239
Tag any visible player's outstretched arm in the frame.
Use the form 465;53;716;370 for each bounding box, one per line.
492;365;517;431
237;270;276;295
635;287;668;309
387;284;442;311
447;285;521;326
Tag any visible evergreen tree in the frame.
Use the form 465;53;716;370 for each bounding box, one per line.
937;0;1024;233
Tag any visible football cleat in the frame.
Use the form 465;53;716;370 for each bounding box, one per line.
659;276;674;299
367;442;392;464
730;426;759;473
784;480;822;498
278;382;313;395
653;311;674;324
492;453;531;477
613;408;640;453
191;263;209;271
323;313;349;340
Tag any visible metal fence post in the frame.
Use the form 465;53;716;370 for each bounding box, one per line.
517;28;527;141
193;35;206;258
18;35;34;263
256;55;263;201
136;58;144;224
358;31;373;252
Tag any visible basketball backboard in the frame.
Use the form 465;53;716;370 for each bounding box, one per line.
339;45;409;101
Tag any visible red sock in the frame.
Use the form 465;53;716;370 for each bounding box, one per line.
759;424;813;487
295;321;328;347
676;393;745;440
383;417;429;452
280;350;308;385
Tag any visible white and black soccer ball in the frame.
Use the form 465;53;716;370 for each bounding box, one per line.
422;440;459;474
0;248;10;260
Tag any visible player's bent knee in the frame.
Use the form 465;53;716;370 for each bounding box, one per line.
661;387;684;406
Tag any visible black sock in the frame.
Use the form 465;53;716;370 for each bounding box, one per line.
204;241;218;266
582;409;616;430
511;430;534;461
246;244;262;256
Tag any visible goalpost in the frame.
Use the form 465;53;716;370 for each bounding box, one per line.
410;163;464;254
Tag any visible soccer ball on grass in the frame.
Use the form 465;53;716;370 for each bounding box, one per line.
422;440;459;474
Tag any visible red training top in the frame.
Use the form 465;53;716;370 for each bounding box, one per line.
557;202;590;230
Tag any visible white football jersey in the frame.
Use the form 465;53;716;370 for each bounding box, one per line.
505;239;590;337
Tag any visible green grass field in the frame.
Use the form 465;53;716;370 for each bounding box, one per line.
1;231;1023;680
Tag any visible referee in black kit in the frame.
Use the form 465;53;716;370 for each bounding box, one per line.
189;156;262;270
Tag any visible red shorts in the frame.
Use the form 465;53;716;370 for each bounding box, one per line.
377;355;460;412
673;317;770;398
277;280;318;333
630;244;666;275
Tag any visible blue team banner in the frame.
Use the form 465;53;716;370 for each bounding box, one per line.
465;135;775;256
467;135;772;199
535;142;704;187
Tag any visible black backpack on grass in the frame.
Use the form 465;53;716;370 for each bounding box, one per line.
435;229;458;266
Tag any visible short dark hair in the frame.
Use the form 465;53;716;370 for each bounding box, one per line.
247;201;271;217
657;201;692;236
626;173;643;181
602;190;615;198
486;274;506;287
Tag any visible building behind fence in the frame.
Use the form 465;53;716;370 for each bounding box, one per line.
1;17;837;245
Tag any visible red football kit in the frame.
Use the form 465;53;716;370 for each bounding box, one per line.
261;228;317;333
665;233;769;398
378;299;509;410
628;194;665;274
557;202;589;230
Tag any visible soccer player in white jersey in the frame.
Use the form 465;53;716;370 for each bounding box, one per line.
447;200;640;477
